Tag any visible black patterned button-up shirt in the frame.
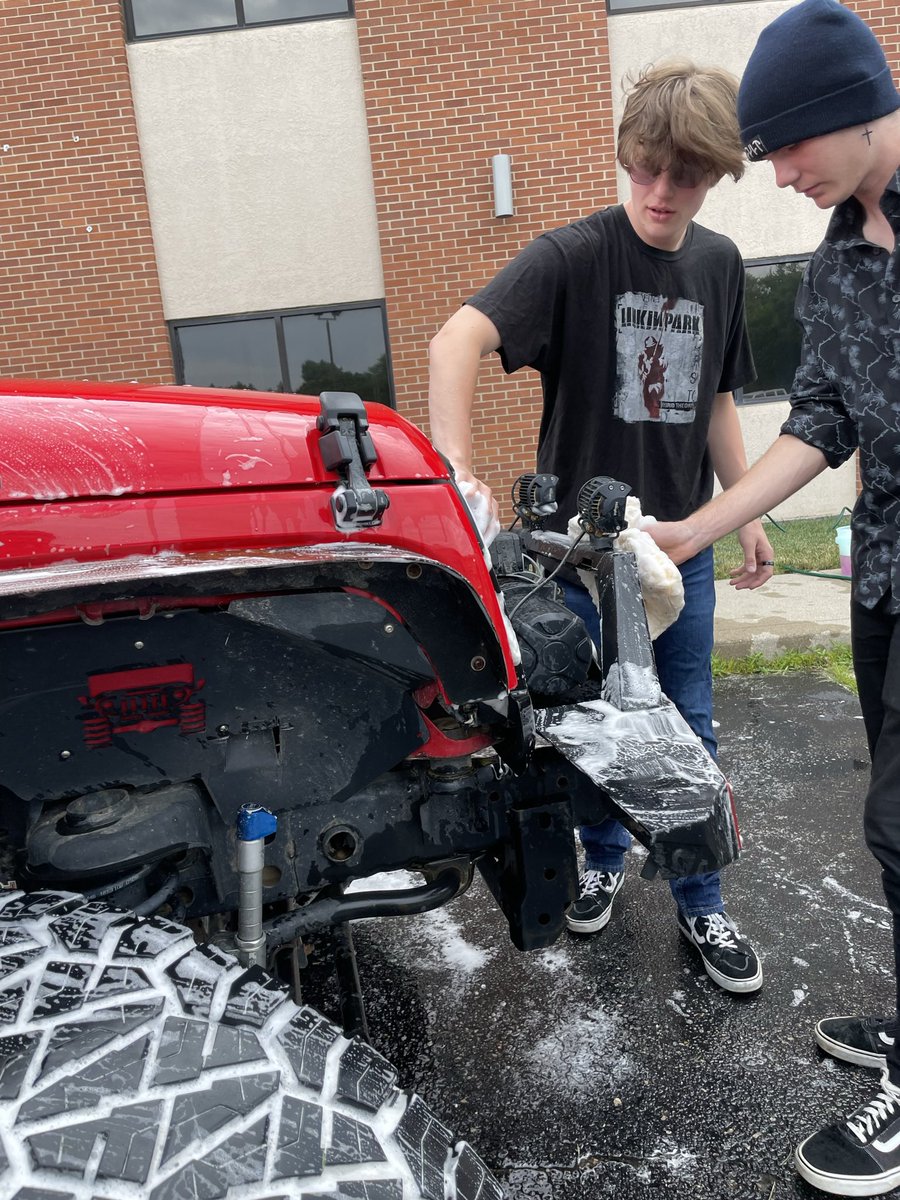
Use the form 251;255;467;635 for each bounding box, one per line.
782;170;900;610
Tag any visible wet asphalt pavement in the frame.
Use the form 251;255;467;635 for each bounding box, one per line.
332;673;895;1200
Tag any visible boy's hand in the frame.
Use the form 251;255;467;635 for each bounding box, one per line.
645;520;701;565
455;470;501;546
730;521;775;590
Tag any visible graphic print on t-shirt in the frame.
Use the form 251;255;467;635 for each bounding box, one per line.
613;290;704;424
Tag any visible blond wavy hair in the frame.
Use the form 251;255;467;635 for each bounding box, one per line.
617;60;745;184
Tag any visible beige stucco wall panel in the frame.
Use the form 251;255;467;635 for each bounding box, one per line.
127;20;384;320
712;401;857;520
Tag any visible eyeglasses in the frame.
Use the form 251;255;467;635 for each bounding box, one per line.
627;164;709;189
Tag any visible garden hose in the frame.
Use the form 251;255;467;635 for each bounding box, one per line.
784;567;851;580
762;509;853;581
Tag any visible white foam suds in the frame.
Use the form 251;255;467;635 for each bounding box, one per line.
528;946;572;975
823;876;889;914
417;905;494;975
345;869;424;894
525;1012;631;1094
537;696;724;831
651;1138;698;1177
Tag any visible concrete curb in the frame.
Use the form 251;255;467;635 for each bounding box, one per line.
712;571;852;660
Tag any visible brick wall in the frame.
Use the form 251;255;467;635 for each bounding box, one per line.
852;0;900;67
354;1;616;516
0;2;172;382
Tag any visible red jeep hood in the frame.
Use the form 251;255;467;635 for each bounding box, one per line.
0;379;445;501
0;379;520;691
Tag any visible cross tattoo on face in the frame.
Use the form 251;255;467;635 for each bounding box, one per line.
863;127;874;144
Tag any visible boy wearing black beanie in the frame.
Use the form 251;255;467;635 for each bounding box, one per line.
739;0;900;167
647;1;900;1194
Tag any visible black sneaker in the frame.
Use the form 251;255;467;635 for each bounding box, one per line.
816;1016;897;1070
796;1072;900;1196
565;869;625;933
676;910;763;993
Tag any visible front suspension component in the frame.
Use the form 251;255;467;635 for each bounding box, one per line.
235;804;277;968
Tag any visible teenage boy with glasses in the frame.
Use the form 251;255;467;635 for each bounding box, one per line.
428;60;772;993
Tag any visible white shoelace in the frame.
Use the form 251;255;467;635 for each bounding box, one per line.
847;1073;900;1145
697;912;739;950
580;870;620;897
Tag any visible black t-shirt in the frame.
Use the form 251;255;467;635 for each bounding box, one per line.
468;204;755;528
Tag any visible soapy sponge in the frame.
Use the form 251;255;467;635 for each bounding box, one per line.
567;496;684;640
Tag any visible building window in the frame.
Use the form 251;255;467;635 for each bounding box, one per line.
608;0;765;11
125;0;351;41
740;255;810;403
172;303;394;407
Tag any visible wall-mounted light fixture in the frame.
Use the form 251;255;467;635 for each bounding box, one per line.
491;153;514;218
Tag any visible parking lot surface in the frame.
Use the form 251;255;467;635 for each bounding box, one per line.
342;673;890;1199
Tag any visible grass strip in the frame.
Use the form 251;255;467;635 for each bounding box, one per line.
714;514;849;580
712;644;856;693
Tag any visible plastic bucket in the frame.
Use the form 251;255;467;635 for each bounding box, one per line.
835;525;852;577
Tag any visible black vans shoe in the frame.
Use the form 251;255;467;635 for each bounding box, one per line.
796;1073;900;1196
676;909;762;994
816;1016;897;1070
565;869;624;934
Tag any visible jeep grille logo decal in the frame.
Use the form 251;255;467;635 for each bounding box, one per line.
78;664;206;748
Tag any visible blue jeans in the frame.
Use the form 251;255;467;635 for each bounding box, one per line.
560;546;724;917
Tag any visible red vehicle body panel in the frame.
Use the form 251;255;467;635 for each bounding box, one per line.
0;379;517;686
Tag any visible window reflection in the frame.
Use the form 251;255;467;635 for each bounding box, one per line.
243;0;350;22
178;318;282;392
608;0;764;10
130;0;236;37
283;308;390;406
128;0;349;36
174;305;392;406
743;258;809;401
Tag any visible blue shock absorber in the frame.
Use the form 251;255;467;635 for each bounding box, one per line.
235;804;278;968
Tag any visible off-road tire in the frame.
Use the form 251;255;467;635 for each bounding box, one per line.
0;890;503;1200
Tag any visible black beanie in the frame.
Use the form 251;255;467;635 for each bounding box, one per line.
738;0;900;161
